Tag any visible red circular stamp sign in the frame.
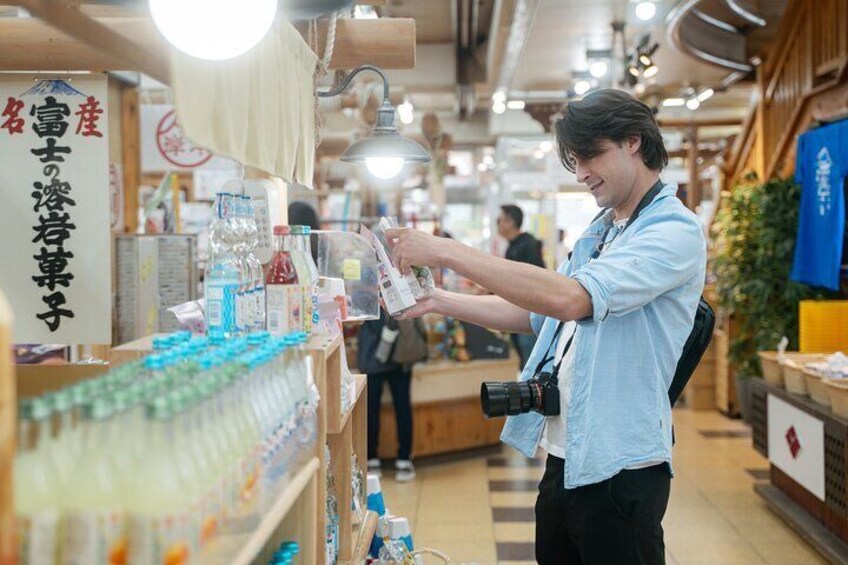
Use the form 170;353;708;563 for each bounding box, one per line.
156;109;213;168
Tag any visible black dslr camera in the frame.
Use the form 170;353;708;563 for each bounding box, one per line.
480;370;560;418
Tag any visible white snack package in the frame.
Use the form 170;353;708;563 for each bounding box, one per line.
361;225;417;316
376;217;436;299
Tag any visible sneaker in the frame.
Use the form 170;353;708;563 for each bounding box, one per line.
367;458;382;478
395;459;416;482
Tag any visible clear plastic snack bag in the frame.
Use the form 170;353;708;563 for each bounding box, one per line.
376;217;436;299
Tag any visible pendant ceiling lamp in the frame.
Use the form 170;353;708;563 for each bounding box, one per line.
317;65;432;180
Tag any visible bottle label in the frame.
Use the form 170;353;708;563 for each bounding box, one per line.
127;513;192;565
302;284;313;334
266;284;291;335
254;286;266;331
17;511;59;565
206;281;238;333
289;286;303;332
236;291;246;332
61;510;126;565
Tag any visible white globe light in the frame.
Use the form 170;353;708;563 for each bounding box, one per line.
635;1;657;21
574;80;592;95
540;140;553;153
686;98;701;110
492;101;507;115
150;0;278;61
366;157;404;179
589;61;609;78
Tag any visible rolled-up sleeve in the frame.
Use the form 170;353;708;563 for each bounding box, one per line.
530;311;545;336
571;211;705;323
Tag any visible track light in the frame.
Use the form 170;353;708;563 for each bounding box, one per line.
507;100;526;110
696;88;715;102
574;80;592;95
492;101;506;114
635;1;656;21
643;65;659;78
590;61;609;78
686;98;700;110
662;98;685;107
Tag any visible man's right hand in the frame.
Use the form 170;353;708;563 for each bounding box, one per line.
393;292;439;320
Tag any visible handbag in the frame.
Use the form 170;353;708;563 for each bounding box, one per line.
392;318;429;365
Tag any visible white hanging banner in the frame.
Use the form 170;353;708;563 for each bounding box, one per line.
0;74;111;344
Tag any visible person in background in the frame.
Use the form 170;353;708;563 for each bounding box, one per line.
497;204;545;367
555;228;572;267
288;201;320;230
357;311;416;482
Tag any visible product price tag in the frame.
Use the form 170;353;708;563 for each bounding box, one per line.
343;259;362;281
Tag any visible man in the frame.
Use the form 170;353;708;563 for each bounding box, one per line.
386;89;706;564
497;204;545;366
499;204;545;268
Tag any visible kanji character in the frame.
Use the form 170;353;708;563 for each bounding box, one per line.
32;246;74;291
32;176;75;212
31;138;71;163
36;291;75;332
1;97;24;135
75;96;103;138
32;211;76;246
30;96;70;138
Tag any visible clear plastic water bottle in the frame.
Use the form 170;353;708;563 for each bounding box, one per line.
205;193;241;340
244;198;266;333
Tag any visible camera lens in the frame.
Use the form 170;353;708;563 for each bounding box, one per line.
481;382;534;418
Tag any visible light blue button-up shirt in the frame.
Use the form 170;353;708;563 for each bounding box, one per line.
500;182;706;489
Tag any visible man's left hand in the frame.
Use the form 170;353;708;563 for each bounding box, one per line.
385;227;454;274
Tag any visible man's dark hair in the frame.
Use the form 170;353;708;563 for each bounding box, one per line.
554;89;668;173
500;204;524;230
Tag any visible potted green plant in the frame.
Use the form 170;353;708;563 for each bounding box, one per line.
711;175;827;420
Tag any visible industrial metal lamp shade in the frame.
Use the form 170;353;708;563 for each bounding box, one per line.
340;129;432;165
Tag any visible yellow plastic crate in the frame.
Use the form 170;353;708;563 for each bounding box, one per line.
800;300;848;353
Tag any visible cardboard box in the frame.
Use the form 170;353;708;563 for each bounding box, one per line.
16;363;109;399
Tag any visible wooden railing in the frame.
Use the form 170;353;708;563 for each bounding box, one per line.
726;0;848;187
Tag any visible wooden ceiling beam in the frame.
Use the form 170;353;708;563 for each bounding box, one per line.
11;0;170;84
657;118;743;128
0;16;417;78
316;18;416;69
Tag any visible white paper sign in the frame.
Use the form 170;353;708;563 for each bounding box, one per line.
0;74;111;344
140;104;238;173
767;394;826;500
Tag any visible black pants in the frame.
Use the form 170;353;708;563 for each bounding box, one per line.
367;367;413;461
535;455;670;565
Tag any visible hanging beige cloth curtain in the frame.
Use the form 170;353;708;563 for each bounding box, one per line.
171;18;317;187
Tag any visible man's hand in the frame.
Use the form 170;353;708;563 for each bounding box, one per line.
385;228;455;274
394;294;438;320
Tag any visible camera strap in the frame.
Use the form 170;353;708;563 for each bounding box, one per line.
532;321;574;377
590;179;664;260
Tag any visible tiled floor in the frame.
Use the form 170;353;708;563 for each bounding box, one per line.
376;407;828;565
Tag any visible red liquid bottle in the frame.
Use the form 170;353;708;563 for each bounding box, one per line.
265;225;302;335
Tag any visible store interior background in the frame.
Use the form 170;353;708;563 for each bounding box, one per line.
2;0;848;564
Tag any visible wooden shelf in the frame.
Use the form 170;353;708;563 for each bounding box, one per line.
331;373;367;435
345;510;379;565
200;457;319;565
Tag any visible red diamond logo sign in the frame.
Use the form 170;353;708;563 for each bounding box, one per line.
785;426;801;458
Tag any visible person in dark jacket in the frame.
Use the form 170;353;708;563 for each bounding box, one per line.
498;204;544;367
357;311;416;481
